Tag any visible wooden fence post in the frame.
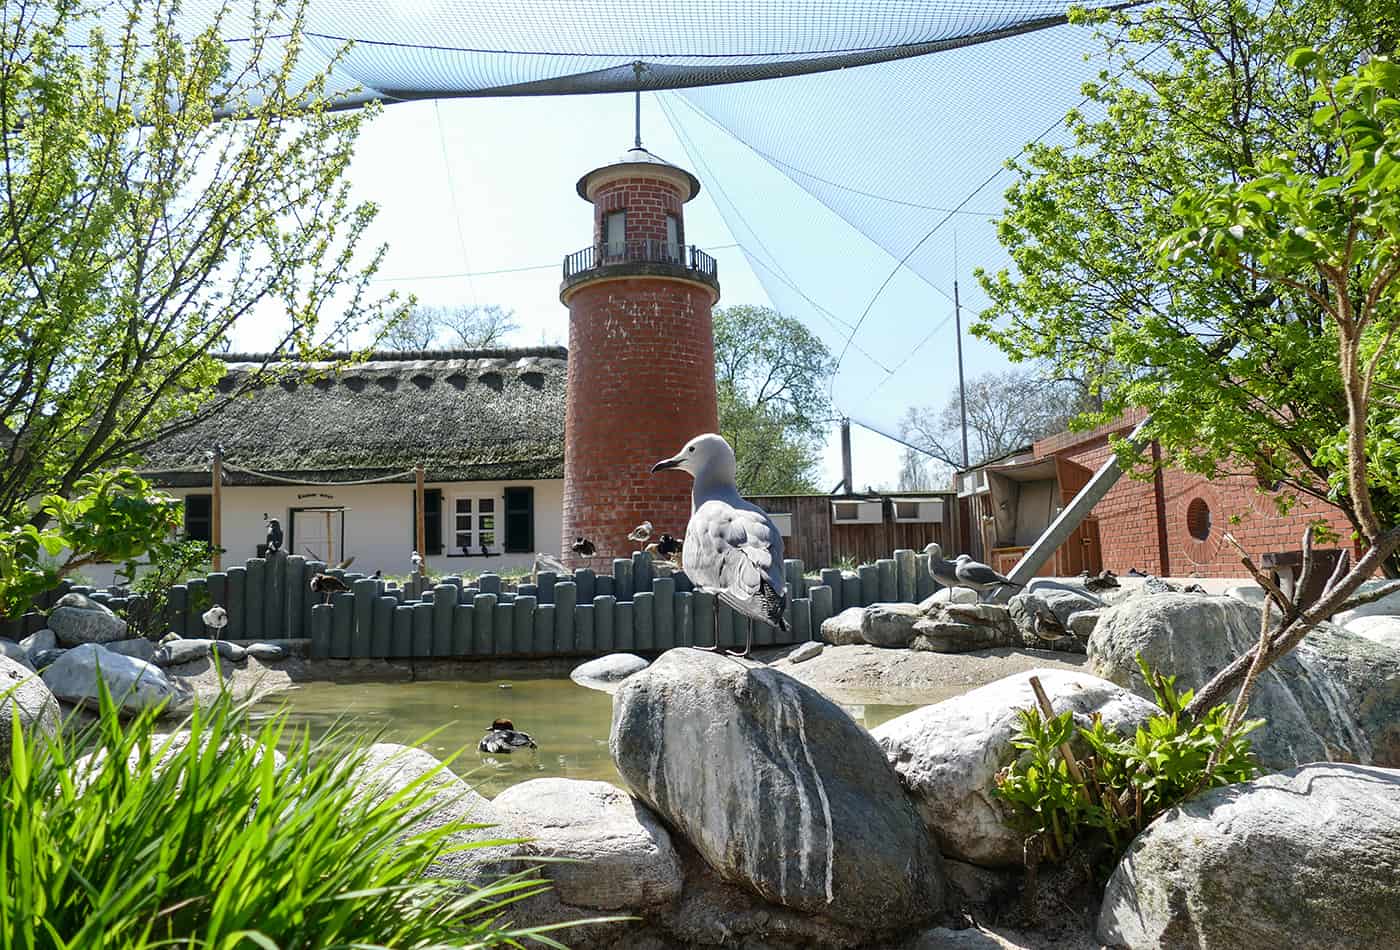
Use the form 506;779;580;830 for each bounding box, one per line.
414;462;427;577
211;444;223;572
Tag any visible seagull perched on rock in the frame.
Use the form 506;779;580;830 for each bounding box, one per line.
628;521;654;548
954;554;1022;602
310;572;349;603
652;433;787;657
571;537;596;557
922;542;964;593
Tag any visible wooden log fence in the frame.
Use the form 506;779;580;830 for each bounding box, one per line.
3;548;944;660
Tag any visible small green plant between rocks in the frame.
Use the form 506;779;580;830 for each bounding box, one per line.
993;657;1262;875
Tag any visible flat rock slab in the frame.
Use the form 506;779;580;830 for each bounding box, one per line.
610;648;944;929
1099;764;1400;949
47;593;128;646
787;641;824;663
41;643;177;714
873;668;1160;867
571;653;649;692
493;777;681;911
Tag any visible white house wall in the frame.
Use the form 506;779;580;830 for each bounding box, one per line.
81;479;563;587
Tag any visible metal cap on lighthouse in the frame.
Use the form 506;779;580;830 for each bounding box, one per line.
559;92;721;566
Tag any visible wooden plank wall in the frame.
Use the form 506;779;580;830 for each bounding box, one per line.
749;494;950;568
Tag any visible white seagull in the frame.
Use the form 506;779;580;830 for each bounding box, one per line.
922;542;964;594
954;553;1023;601
652;433;787;657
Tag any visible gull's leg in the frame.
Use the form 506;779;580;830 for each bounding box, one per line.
695;598;721;651
725;619;754;658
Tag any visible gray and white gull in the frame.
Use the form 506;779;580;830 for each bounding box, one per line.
922;542;963;593
954;553;1022;601
652;433;787;657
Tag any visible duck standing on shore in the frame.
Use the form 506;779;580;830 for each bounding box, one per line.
478;718;537;754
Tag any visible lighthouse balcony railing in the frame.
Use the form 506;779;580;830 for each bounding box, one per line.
562;240;719;283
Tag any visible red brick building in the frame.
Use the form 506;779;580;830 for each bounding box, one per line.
959;409;1356;579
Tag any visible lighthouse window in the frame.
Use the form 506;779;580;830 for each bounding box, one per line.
604;210;626;259
666;214;681;260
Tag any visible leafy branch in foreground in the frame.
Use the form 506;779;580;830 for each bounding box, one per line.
1;686;589;948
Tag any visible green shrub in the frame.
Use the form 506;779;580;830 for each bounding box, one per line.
1;687;580;948
993;658;1262;875
120;539;215;639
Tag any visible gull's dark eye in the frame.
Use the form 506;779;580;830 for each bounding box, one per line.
688;446;695;453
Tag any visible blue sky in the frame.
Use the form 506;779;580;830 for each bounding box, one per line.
230;22;1105;489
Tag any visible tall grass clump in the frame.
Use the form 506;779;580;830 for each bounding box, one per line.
1;685;571;948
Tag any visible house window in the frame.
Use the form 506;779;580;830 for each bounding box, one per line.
452;495;497;554
412;489;443;556
604;210;626;258
184;494;212;543
503;486;534;553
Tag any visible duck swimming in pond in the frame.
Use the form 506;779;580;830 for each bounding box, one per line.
478;718;537;754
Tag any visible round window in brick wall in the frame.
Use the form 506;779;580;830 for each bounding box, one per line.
1186;497;1212;541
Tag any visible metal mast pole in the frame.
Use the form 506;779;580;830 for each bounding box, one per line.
633;62;644;149
953;231;969;468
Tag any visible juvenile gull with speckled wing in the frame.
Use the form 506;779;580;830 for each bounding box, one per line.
651;433;787;657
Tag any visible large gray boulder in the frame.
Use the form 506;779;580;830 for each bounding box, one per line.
610;649;944;929
570;653;649;692
872;669;1160;868
46;592;128;646
493;778;682;912
1089;593;1400;769
348;743;525;885
1333;578;1400;627
1008;587;1102;642
40;643;177;714
1099;763;1400;949
911;603;1019;653
819;606;866;645
0;639;32;670
861;602;925;647
0;654;60;773
1344;614;1400;650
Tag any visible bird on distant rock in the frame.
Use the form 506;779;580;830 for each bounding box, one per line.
571;537;596;557
372;569;382;579
202;605;228;636
1031;608;1068;642
922;542;964;593
478;718;537;754
656;533;682;562
652;433;787;657
954;554;1023;602
1080;569;1120;593
1126;567;1147;577
410;550;423;572
266;518;283;553
310;572;350;604
628;521;654;548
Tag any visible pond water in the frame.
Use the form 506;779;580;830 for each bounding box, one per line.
252;677;923;798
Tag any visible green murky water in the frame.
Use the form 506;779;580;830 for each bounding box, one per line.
251;677;922;798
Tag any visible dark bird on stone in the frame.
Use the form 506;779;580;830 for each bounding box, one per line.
571;537;596;557
1031;608;1069;642
1080;569;1120;593
1126;567;1147;577
266;518;283;553
478;718;537;754
656;533;682;561
310;572;349;604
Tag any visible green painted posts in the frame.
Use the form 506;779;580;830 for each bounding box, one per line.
533;605;555;654
285;555;306;637
392;605;414;658
809;585;834;634
877;558;897;602
574;568;595;603
331;592;354;658
594;595;616;651
716;599;734;650
472;593;496;654
245;559;266;639
841;574;861;613
513;596;536;654
372;596;396;657
792;598;813;641
412;602;434;657
915;553;933;601
633;591;655;651
478;573;502;595
616;600;634;650
595;574;615;598
264;551;286;638
433;584;457;656
674;590;693;647
821;568;844;612
493;601;514;654
303;561;326;634
517;583;538;599
226;566;246;639
310;603;333;658
536;571;557;605
894;549;916;602
652;577;675;649
693;590;715;650
168;584;189;638
612;559;633;602
352;579;379;658
632;551;653;595
858;564;879;606
674;572;693;593
453;604;474;655
184;578;207;637
783;559;803;599
207;572;228;616
575;603;595;653
554;581;577;652
731;609;750;651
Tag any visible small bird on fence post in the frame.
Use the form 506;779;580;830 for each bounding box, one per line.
310;573;350;604
266;518;283;553
571;537;596;557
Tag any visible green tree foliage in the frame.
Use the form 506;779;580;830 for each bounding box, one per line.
0;0;404;524
975;0;1397;558
714;305;835;493
1;691;581;947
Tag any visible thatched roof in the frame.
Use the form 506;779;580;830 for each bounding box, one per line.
138;348;568;486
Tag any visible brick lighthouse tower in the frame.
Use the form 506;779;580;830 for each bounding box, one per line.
559;145;721;563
